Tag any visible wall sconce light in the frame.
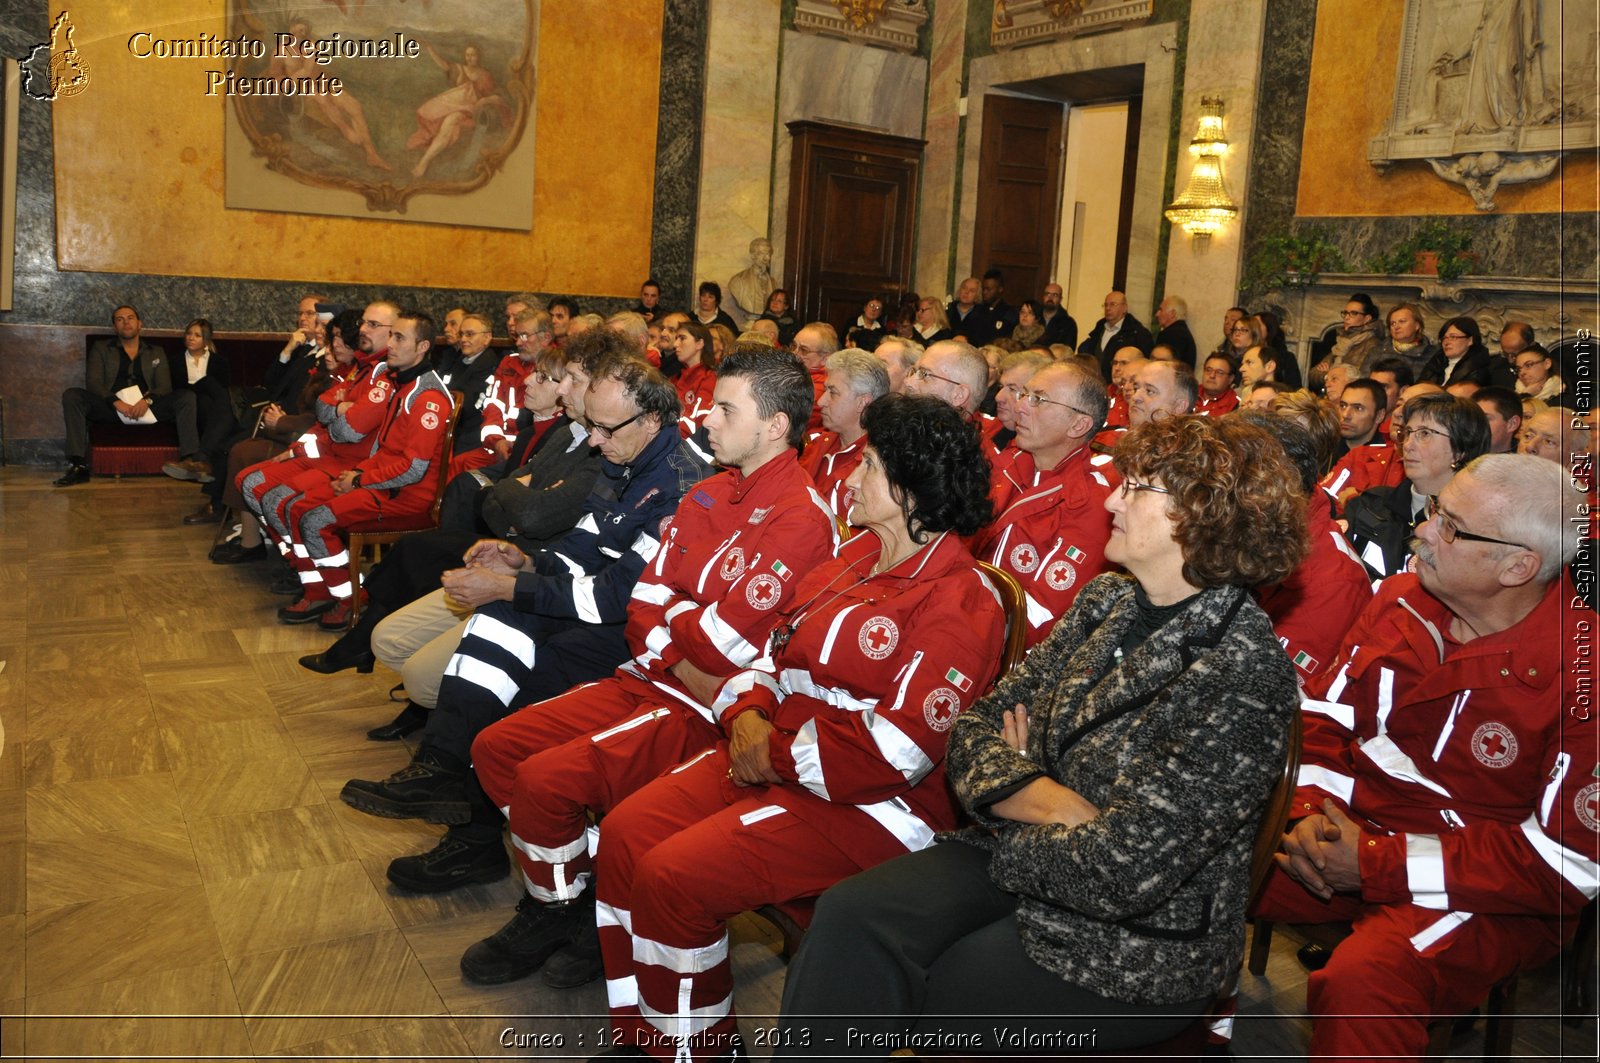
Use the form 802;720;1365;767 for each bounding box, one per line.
1164;95;1237;249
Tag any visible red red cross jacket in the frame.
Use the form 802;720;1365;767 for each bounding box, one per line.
1256;495;1374;683
1195;389;1240;417
675;362;717;436
352;365;454;493
712;530;1006;860
478;352;536;448
621;449;840;719
974;445;1118;649
1103;386;1129;428
1294;575;1599;919
798;430;865;520
291;352;391;465
1322;442;1402;514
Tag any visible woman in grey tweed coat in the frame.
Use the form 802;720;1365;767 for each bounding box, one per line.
779;415;1309;1056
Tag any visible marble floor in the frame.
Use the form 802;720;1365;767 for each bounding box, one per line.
0;468;1593;1061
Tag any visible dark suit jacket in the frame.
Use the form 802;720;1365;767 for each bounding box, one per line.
983;299;1018;341
1079;314;1155;376
1155;320;1197;366
946;303;993;346
86;338;171;399
433;346;500;454
1041;309;1078;349
1425;348;1516;391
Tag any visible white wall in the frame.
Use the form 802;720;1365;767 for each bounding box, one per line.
1056;103;1129;335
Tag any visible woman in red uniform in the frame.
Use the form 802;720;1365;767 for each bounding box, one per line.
593;394;1006;1062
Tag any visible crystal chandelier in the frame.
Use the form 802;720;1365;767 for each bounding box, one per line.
1165;96;1237;247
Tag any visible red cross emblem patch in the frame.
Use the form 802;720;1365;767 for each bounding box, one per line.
420;411;440;431
1576;782;1600;833
1045;558;1077;591
1470;721;1519;768
720;547;746;582
745;573;782;611
923;687;960;732
368;386;387;403
858;615;899;660
1009;543;1040;573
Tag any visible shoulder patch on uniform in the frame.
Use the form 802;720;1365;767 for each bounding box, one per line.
692;489;716;509
634;487;660;510
749;506;772;524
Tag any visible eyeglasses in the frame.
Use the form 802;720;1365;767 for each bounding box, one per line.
1119;479;1171;498
908;365;962;388
361;319;391;331
1424;496;1528;550
1018;389;1092;417
511;331;541;342
1340;309;1369;318
1441;332;1470;342
529;371;562;384
1404;425;1451;445
588;410;645;439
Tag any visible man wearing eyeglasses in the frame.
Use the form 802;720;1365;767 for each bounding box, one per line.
791;322;838;430
975;362;1117;649
1253;454;1595;1063
432;311;499;457
903;340;1004;451
457;308;547;474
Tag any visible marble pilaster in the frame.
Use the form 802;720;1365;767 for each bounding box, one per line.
961;22;1179;321
691;0;782;324
914;0;969;300
1161;0;1269;351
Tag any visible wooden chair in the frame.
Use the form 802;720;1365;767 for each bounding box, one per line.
343;390;461;625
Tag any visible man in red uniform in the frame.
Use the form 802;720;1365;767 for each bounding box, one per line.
800;348;886;519
239;300;396;576
456;350;839;988
1322;383;1441;514
975;362;1117;649
1253;454;1596;1061
456;308;550;474
1196;352;1241;417
275;311;452;621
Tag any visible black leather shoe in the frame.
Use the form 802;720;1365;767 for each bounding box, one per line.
542;914;603;988
183;501;221;525
1297;941;1333;971
299;646;376;675
53;462;90;487
461;893;591;985
211;542;268;565
387;830;509;893
367;701;426;740
340;758;470;824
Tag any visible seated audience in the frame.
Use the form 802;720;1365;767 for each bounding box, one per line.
802;348;888;519
1512;345;1567;405
1103;346;1145;428
852;296;887;335
1254;454;1593;1062
1344;392;1490;581
1474;385;1524;453
1321;293;1383;373
1128;359;1197;425
1321;362;1351;403
670;321;719;433
779;415;1305;1057
758;288;798;346
1367;356;1413;436
989;349;1053;458
455;309;541;475
547;296;579;343
1079;289;1154;372
792;322;839;430
432;311;499;456
1214;305;1247;356
1424;316;1515;390
692;280;738;331
161;318;237;483
1269;388;1342;480
1197;352;1241;416
1011;298;1046;349
57;304;203;487
873;335;922;393
630;278;662;324
1368;302;1436;381
914;295;955;345
980;269;1017;340
1518;407;1572;464
946;276;991;345
1245;379;1293;410
1254;312;1301;388
1039;281;1077;348
1331;377;1387;462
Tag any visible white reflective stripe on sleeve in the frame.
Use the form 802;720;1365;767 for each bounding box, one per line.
712;671;781;717
1358;734;1455;799
1296;765;1356;804
665;600;697;622
697;534;738;595
779;668;877;714
573;576;602;623
1404;834;1450;910
551;550;586;579
988;524;1013;566
856;795;935;852
630;580;675;604
606;976;638;1009
1330;529;1362;564
1375;666;1396;734
301;435;320;458
631;533;660;562
643;623;672;658
817;603;863;667
599;546;623;559
1539;753;1571;825
1430;691;1470;762
1409;911;1472;952
863;714;935;784
639;990;734;1039
1324;467;1351;495
442;656;522;705
1300;698;1356;732
887;651;924;713
575;512;599;535
738;804;786;827
1520;812;1600;898
789;719;829;799
463;612;537;668
1023;591;1054;630
698;602;761;666
1324;653;1355;703
597;898;632;935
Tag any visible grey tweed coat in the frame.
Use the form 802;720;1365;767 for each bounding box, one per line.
944;573;1297;1006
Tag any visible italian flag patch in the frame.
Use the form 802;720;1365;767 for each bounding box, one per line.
1292;650;1318;672
1064;545;1087;563
945;667;972;692
772;559;792;581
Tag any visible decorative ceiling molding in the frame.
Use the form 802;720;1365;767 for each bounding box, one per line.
792;0;928;55
991;0;1153;51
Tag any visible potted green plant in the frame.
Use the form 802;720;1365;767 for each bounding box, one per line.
1244;226;1349;292
1367;220;1476;282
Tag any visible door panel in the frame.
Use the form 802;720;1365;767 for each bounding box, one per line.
972;95;1066;305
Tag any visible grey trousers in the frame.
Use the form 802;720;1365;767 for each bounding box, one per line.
62;387;199;460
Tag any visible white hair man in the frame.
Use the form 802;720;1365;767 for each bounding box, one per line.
802;348;889;518
873;335;922;394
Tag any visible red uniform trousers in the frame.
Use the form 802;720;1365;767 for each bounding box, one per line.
595;747;876;1063
469;671;720;904
280;481;435;601
239;456;337;544
1253;867;1564;1062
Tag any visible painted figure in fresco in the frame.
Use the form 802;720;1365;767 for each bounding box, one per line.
270;18;392;170
407;40;514;180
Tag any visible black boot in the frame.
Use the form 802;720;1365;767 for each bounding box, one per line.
340;757;470;824
542;912;603;988
460;892;593;985
386;826;509;893
366;701;427;740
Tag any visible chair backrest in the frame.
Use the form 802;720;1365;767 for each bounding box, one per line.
1247;708;1303;906
975;560;1029;676
426;391;464;523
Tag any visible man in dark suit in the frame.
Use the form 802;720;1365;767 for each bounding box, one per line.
1153;294;1198;367
56;304;201;487
979;268;1018;341
1078;290;1154;376
945;276;992;346
1039;281;1078;349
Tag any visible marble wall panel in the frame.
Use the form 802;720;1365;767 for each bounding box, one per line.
915;0;970;300
769;30;930;284
692;0;782;326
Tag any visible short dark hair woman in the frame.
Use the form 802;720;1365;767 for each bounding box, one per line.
779;415;1307;1056
592;394;1007;1061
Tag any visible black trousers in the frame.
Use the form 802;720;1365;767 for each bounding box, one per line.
62;387;199;460
777;842;1210;1057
